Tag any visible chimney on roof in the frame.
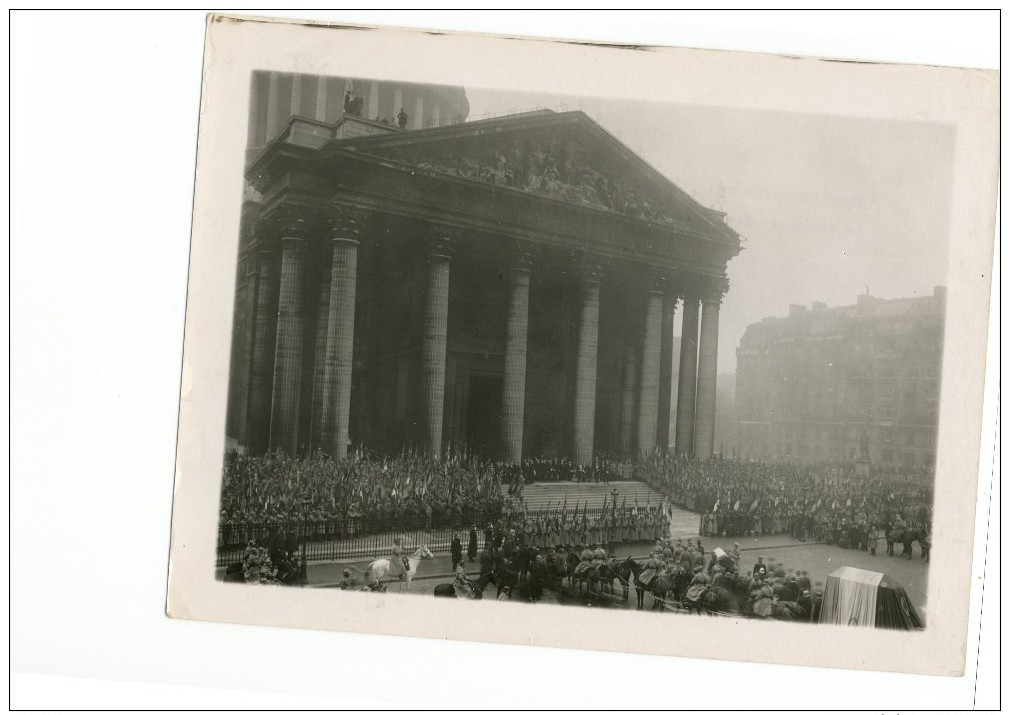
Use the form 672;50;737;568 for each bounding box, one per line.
789;304;807;317
812;301;827;312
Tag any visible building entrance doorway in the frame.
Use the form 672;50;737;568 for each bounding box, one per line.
464;374;503;460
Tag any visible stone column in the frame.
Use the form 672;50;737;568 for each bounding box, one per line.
422;228;455;456
308;256;331;452
368;80;380;120
269;219;308;454
675;292;701;457
572;266;602;466
265;71;281;140
694;292;722;460
637;278;664;457
290;74;303;116
245;247;277;454
249;73;265;147
314;76;328;122
320;208;364;460
502;247;532;463
656;288;677;452
413;95;424;129
619;347;638;456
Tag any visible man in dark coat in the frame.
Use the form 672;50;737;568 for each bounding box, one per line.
467;525;479;562
450;535;463;572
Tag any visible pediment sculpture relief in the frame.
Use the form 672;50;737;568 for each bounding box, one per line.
379;137;696;229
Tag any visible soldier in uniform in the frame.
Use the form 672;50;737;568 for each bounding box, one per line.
388;537;409;579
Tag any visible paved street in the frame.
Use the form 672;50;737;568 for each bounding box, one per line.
304;534;930;621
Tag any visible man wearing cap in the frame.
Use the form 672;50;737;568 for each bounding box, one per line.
752;556;767;577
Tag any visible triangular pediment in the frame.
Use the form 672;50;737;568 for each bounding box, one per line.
332;111;738;242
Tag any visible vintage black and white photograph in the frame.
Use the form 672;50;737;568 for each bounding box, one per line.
166;15;998;677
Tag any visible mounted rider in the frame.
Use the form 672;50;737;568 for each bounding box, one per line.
389;536;411;579
453;560;473;599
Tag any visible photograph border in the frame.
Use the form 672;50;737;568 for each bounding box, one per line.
167;13;999;679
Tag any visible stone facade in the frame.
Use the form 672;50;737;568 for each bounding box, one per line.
735;288;946;466
226;74;741;462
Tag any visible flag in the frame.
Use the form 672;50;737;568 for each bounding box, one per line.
749;498;760;514
733;500;741;511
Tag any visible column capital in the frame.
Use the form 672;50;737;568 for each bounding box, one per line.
700;275;730;304
509;241;534;272
328;205;368;244
426;223;460;262
576;258;604;285
645;269;667;295
262;203;318;242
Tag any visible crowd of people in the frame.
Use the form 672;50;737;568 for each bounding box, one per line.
500;456;627;486
218;447;935;568
636;455;933;553
219;449;507;548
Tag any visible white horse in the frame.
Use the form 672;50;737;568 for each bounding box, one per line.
365;545;434;592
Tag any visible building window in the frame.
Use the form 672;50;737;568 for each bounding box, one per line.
883;426;893;442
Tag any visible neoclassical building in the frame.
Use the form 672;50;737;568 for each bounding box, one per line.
226;72;741;463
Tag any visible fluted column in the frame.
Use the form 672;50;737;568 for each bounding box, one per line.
694;292;723;460
637;279;664;457
309;255;331;452
657;288;677;452
315;76;329;122
368;80;380;120
675;292;701;457
320;208;364;459
265;71;281;140
619;347;638;456
422;228;455;457
502;247;532;463
246;247;278;454
269;220;308;454
290;74;303;116
572;267;602;466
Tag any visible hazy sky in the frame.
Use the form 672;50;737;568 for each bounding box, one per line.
465;88;955;374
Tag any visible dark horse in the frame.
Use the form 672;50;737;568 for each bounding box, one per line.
433;570;500;599
889;526;928;560
626;560;691;611
686;572;749;616
595;557;638;602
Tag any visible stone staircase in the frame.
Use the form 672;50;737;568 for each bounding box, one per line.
502;480;665;513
